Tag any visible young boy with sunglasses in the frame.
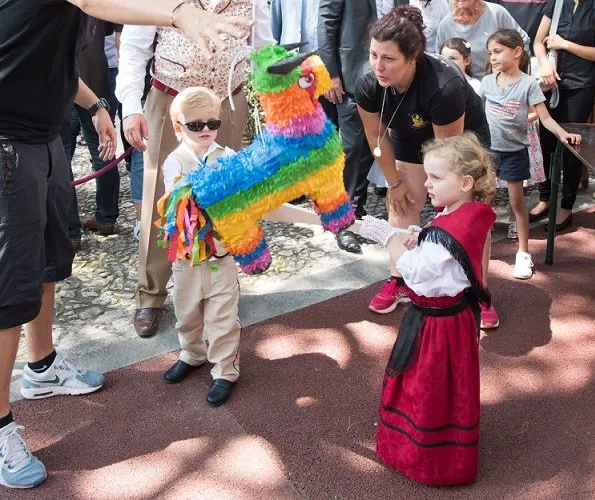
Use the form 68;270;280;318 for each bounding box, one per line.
161;87;240;407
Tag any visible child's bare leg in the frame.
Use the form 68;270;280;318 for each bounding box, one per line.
508;181;529;253
482;234;491;287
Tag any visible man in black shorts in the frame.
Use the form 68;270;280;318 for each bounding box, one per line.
0;0;252;489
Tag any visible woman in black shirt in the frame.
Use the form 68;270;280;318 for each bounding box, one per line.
355;5;491;316
530;0;595;229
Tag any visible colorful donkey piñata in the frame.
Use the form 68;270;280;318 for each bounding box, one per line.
157;44;355;275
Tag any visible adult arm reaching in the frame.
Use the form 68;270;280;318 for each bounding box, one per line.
66;0;253;57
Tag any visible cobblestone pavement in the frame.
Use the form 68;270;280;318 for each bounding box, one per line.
13;143;592;371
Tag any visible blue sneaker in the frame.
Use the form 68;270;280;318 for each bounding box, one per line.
0;423;47;489
20;353;105;400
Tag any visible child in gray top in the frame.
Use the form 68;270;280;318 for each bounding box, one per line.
480;29;580;281
436;1;530;79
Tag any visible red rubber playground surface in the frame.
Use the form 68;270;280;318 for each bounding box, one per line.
7;209;594;500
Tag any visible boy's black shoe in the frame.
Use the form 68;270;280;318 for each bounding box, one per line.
206;379;234;406
163;360;203;384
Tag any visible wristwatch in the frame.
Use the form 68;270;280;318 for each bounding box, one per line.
89;98;110;116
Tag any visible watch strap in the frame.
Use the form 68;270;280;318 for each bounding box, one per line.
89;98;109;116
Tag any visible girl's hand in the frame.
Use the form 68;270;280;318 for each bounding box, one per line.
402;225;421;250
538;58;560;89
559;132;581;145
388;183;415;217
543;34;569;52
93;109;117;161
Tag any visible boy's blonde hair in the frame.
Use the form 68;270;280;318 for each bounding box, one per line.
170;86;222;139
422;133;495;203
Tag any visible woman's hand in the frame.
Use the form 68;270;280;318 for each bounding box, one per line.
93;109;117;161
538;58;560;89
543;34;569;52
388;183;415;217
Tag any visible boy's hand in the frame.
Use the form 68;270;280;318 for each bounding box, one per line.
93;108;117;161
559;132;581;145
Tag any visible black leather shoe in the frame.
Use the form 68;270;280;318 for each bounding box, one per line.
336;230;361;253
544;214;573;232
206;379;234;406
133;308;161;338
163;360;203;384
528;206;549;223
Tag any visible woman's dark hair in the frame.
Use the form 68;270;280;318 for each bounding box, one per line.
440;38;473;76
485;29;530;74
369;5;426;62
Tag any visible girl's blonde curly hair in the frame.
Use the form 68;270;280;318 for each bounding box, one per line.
421;133;495;203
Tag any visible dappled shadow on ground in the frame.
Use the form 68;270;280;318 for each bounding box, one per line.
6;210;594;499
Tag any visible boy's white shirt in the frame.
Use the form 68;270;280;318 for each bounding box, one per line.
163;140;234;192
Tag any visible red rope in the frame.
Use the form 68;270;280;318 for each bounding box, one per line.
71;147;134;187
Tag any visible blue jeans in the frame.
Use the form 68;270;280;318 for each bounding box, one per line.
74;68;120;225
130;148;144;204
59;108;82;242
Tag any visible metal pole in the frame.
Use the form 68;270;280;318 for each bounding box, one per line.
545;141;563;265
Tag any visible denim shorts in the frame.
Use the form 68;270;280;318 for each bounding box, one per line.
494;148;530;182
0;136;74;329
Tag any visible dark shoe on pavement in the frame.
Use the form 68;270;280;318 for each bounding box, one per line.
528;206;549;223
133;308;161;338
163;360;203;384
336;230;361;253
82;217;115;235
206;379;234;406
544;214;573;232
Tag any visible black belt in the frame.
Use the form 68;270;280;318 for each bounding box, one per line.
386;295;478;376
412;296;469;317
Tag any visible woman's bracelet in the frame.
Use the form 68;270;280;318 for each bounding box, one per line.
389;180;402;190
171;1;186;28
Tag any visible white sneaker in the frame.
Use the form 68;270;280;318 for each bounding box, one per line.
0;423;47;489
20;353;104;400
513;251;534;279
133;220;141;241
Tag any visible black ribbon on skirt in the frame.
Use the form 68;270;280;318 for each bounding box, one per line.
386;293;480;376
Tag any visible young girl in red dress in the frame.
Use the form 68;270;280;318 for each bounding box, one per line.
361;133;497;485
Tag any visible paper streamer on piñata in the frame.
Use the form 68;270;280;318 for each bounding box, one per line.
156;44;355;275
